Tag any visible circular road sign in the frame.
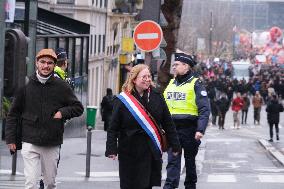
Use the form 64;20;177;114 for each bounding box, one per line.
133;20;163;52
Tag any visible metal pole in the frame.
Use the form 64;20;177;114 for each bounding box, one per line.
86;128;92;177
25;0;38;76
0;0;6;138
209;11;213;55
11;151;17;175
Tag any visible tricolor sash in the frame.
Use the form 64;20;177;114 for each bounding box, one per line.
117;92;162;154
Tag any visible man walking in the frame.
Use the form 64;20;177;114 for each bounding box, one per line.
5;48;84;189
100;88;114;131
252;91;263;125
163;51;210;189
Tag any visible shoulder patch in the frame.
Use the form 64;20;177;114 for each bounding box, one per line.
201;91;207;96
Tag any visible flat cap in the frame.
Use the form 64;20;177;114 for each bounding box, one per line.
36;49;57;62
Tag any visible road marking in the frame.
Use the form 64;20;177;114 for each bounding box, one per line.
254;168;284;173
258;175;284;183
137;33;158;40
0;175;25;189
0;169;24;175
75;171;119;177
207;174;236;182
206;138;242;142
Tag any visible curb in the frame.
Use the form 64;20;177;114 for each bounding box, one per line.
258;138;284;166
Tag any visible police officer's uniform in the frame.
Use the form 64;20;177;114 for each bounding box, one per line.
163;53;210;189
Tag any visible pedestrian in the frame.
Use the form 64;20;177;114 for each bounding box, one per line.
216;93;230;130
54;48;74;87
231;92;244;129
241;93;250;125
210;98;218;126
100;88;114;131
54;48;68;80
5;48;84;189
105;64;181;189
252;91;263;125
266;95;284;142
163;51;210;189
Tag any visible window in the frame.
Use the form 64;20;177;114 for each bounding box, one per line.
90;35;93;55
103;35;106;53
94;35;97;54
98;35;101;53
57;0;75;4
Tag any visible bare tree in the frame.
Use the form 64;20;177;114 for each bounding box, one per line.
158;0;184;91
178;0;234;59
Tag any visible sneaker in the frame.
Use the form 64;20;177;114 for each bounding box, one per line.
268;139;273;142
277;136;279;141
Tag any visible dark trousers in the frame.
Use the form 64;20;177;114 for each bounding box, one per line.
164;126;200;189
212;114;217;125
241;109;248;124
218;112;226;129
254;107;261;123
103;115;111;131
269;123;279;139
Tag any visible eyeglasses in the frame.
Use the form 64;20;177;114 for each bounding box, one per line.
38;60;55;65
138;75;152;81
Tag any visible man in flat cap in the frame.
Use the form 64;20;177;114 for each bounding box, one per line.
163;50;210;189
5;48;84;189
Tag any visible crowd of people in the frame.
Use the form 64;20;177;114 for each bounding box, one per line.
196;58;284;142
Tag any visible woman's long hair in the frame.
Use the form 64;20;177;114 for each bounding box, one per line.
121;64;154;93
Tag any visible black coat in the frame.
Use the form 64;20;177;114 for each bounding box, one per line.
5;74;84;146
217;97;230;113
105;88;180;188
100;95;114;121
266;100;283;124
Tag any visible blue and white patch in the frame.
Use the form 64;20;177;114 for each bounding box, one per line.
201;91;207;96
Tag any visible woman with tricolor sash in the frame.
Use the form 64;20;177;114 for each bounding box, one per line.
105;64;181;189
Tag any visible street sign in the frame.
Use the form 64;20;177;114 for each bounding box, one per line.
133;20;163;52
122;38;134;53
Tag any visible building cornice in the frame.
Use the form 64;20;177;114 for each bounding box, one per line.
49;4;107;14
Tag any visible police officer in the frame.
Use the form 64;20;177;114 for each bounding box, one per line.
54;48;68;80
163;51;210;189
55;48;74;88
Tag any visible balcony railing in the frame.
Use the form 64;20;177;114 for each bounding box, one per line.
57;0;75;4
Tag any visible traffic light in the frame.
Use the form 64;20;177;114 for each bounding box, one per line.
4;29;27;97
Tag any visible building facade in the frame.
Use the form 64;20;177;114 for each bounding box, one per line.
38;0;136;108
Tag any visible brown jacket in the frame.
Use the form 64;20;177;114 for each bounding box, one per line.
252;95;263;108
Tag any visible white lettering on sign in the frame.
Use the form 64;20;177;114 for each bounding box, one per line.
137;33;159;40
167;92;186;101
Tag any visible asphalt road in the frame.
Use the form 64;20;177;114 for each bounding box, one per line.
1;105;284;189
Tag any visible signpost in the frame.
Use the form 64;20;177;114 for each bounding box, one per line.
133;20;163;52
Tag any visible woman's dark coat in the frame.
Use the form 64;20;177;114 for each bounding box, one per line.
266;99;284;124
105;88;180;189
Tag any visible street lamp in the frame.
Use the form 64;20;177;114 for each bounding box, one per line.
209;11;213;55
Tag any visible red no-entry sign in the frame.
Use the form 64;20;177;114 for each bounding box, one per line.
133;20;163;52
